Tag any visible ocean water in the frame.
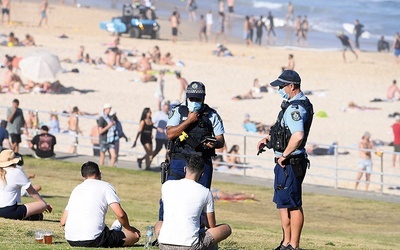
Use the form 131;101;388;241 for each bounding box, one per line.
74;0;399;51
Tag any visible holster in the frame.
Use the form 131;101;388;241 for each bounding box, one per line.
290;157;310;179
160;161;170;184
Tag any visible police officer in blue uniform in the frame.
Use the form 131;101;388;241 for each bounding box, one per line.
257;70;313;250
158;81;225;220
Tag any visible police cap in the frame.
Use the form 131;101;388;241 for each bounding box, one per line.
186;81;206;99
270;70;301;87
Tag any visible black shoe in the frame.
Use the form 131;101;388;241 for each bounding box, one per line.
137;159;142;169
23;213;43;221
285;244;300;250
275;241;286;250
152;239;159;247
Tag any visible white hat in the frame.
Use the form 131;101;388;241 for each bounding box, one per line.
395;115;400;121
0;150;20;168
103;103;112;109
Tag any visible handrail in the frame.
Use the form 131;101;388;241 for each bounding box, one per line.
1;105;400;196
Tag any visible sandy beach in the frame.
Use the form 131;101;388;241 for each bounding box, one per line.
1;2;399;194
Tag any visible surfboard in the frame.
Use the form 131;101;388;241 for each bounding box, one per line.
100;20;127;33
343;23;370;39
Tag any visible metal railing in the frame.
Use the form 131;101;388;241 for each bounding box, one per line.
1;105;399;195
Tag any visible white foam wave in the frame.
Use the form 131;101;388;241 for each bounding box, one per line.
253;1;283;10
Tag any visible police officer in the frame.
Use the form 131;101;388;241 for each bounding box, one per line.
158;81;225;220
257;70;313;250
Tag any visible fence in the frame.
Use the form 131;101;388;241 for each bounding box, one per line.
1;105;399;196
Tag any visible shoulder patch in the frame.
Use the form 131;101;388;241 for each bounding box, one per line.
168;109;175;119
291;111;301;121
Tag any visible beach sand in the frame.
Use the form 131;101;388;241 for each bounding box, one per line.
1;2;399;194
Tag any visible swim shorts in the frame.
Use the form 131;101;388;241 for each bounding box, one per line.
358;158;373;174
172;27;178;36
394;49;400;57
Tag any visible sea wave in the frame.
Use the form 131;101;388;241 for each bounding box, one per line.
253;0;283;10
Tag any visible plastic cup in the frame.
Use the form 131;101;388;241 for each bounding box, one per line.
43;230;53;244
35;230;44;243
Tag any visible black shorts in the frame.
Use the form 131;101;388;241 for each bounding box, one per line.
228;6;234;13
172;27;178;36
0;203;27;220
2;8;10;15
68;226;125;248
394;144;400;153
10;133;21;144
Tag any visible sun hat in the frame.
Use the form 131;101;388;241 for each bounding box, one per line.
270;70;301;87
0;150;21;168
103;103;112;109
186;81;206;99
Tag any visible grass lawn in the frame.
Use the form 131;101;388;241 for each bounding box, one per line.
0;158;399;249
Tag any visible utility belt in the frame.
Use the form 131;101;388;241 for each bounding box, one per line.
275;154;310;179
274;154;305;164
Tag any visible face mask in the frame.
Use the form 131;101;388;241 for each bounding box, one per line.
278;88;289;100
187;101;202;112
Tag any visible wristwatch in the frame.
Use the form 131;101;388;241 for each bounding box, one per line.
281;154;287;158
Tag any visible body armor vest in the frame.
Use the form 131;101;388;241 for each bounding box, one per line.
171;104;216;158
269;98;314;153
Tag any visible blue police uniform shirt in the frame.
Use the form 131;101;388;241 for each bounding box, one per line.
167;103;225;136
276;91;308;156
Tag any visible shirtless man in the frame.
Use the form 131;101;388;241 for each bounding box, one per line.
386;79;400;101
281;54;295;71
175;71;188;102
138;53;156;82
68;106;83;154
38;0;49;27
169;11;179;43
2;65;25;94
1;0;11;25
355;132;375;191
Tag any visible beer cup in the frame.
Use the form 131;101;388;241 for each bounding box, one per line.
44;230;53;244
35;230;44;243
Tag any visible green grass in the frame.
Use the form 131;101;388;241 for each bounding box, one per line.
1;158;400;249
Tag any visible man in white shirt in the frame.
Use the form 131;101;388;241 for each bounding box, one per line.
60;161;141;247
155;155;231;249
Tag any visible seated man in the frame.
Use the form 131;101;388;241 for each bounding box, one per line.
60;161;141;248
155;155;231;250
30;125;56;159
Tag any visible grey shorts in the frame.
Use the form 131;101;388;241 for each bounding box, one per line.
394;144;400;153
159;231;214;250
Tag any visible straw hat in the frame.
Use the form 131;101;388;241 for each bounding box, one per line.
0;150;20;168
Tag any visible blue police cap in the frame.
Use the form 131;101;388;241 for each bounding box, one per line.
186;81;206;99
270;70;301;87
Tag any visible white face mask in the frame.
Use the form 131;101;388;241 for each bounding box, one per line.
187;101;202;112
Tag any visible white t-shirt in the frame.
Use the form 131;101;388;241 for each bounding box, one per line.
0;167;30;208
206;13;213;25
64;179;120;241
158;179;214;246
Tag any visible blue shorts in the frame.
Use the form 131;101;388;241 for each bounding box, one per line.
394;49;400;57
158;157;213;220
100;141;115;153
273;160;307;209
0;203;27;220
68;226;125;248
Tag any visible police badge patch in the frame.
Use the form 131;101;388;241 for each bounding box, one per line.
291;111;301;121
